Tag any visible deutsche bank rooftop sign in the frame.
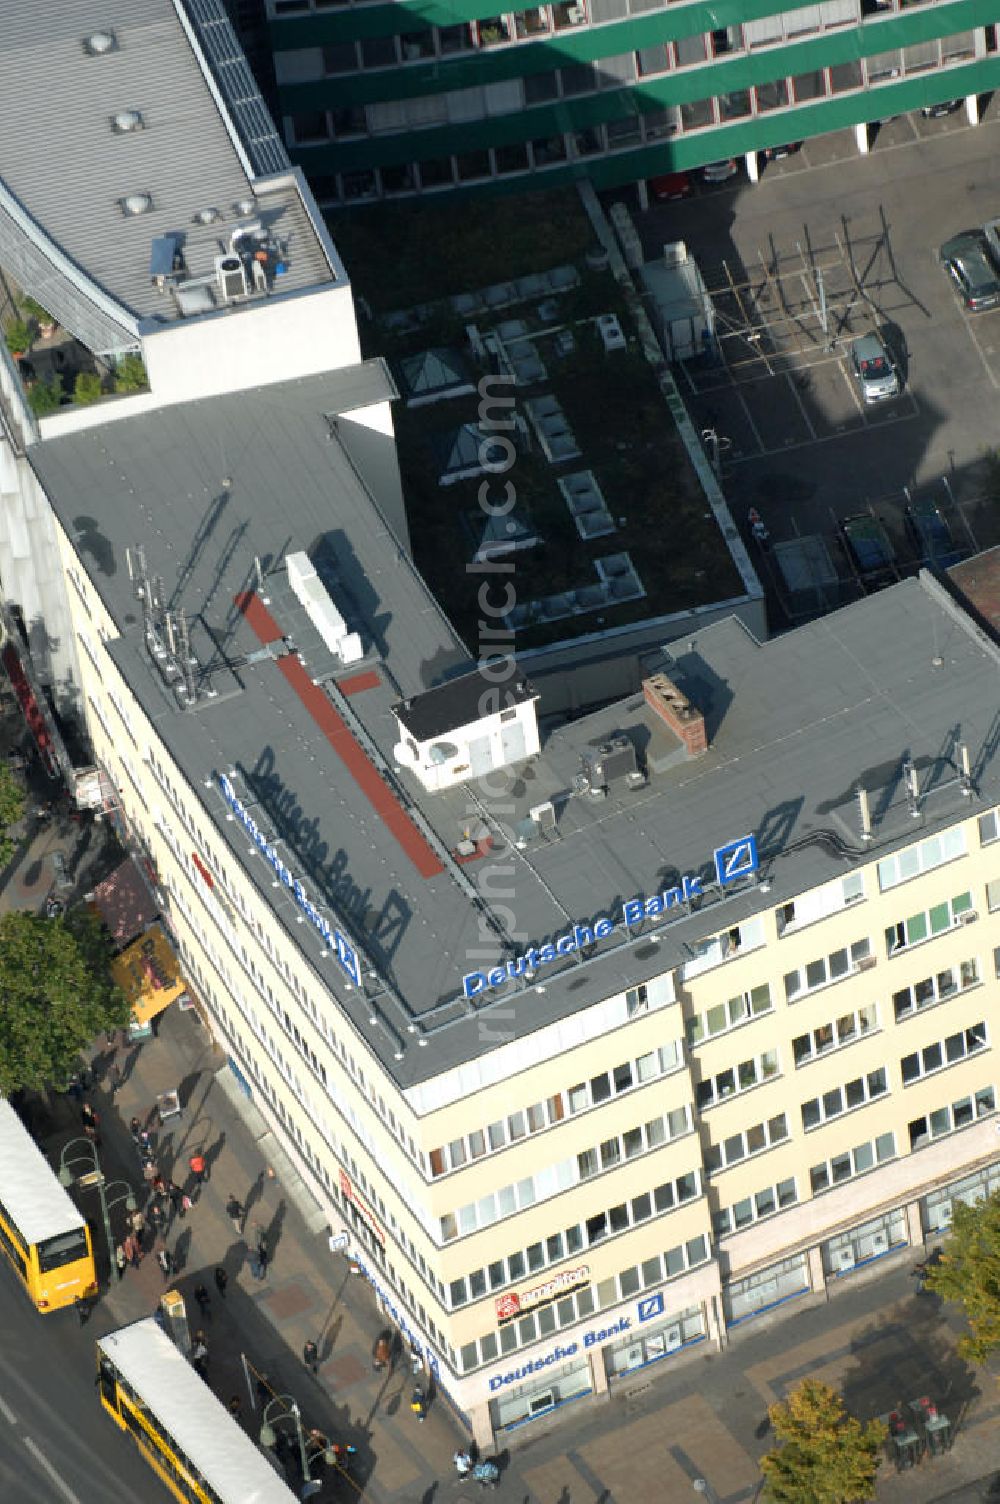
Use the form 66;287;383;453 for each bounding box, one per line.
218;773;361;988
462;833;759;1001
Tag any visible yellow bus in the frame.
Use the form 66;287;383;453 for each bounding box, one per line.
0;1098;97;1311
97;1319;300;1504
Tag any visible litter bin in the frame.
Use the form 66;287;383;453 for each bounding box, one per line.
159;1289;191;1354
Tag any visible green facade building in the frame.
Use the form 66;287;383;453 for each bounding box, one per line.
267;0;1000;201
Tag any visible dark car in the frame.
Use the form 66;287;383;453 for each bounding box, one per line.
838;514;897;583
940;231;1000;312
904;500;963;568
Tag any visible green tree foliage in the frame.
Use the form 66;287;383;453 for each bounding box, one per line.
114;352;147;394
761;1379;886;1504
0;763;25;868
924;1192;1000;1362
73;371;104;405
27;376;63;417
0;908;129;1095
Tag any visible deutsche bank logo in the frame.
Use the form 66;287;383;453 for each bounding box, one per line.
336;932;361;987
714;834;759;887
638;1293;665;1323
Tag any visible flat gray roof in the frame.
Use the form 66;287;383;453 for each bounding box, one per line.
30;372;1000;1089
0;0;334;351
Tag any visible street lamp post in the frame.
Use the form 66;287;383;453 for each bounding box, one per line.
259;1395;328;1501
58;1136;136;1279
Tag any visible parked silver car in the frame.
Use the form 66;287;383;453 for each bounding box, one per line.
940;231;1000;312
850;334;900;403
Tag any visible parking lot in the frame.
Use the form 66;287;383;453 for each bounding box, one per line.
630;102;1000;620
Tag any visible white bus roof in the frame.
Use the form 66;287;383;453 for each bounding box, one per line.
98;1319;298;1502
0;1099;86;1245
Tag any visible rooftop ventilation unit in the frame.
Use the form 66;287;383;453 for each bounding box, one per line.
234;198;256;218
194;207;222;226
286;551;364;665
83;30;116;55
120;193;153;217
111;110;143;133
215;254;248;301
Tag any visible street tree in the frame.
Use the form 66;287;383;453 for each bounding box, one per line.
924;1191;1000;1363
760;1379;886;1504
0;761;25;869
0;907;129;1095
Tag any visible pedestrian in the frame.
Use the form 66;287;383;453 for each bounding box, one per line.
129;1116;141;1144
303;1339;319;1375
228;1396;242;1419
410;1387;426;1423
180;1192;193;1219
115;1243;126;1281
189;1152;207;1185
123;1232;141;1269
254;1240;269;1280
194;1284;211;1318
255;1373;271;1408
192;1332;208;1377
373;1336;390;1372
130;1209;146;1249
138;1127;153;1155
214;1265;228;1299
143;1161;157;1186
157;1248;174;1281
81;1102;98;1136
167;1180;181;1211
109;1063;123;1098
75;1295;90;1325
226;1194;244;1233
149;1201;165;1234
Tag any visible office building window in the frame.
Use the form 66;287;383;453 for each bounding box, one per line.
892;958;979;1021
830;59;862;92
784;938;871;1000
810;1133;896;1194
909;1087;995;1150
714;1177;796;1237
885;892;973;955
792;1004;878;1066
801;1068;887;1129
686;984;772;1047
705;1111;788;1171
901;1023;987;1085
696;1050;779;1110
980;809;1000;846
877;829;966;891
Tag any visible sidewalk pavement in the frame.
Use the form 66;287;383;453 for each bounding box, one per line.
73;1005;464;1502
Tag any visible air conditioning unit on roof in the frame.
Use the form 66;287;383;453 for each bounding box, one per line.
959;909;979;925
215;255;247;301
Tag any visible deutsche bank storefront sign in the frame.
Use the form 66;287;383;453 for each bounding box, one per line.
463;833;758;1001
218;774;361;987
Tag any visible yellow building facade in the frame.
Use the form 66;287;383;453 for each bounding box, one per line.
33;394;1000;1450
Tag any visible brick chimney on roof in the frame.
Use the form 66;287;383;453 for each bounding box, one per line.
643;672;707;757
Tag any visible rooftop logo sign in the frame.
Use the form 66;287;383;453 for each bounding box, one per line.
217;773;362;987
462;833;758;1000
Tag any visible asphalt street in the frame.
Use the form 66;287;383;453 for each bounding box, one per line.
0;1262;172;1504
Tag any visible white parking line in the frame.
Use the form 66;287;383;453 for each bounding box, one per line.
0;1392;16;1426
23;1437;82;1504
727;401;921;465
959;311;1000;391
784;372;818;439
732;386;766;454
838;360;867;420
